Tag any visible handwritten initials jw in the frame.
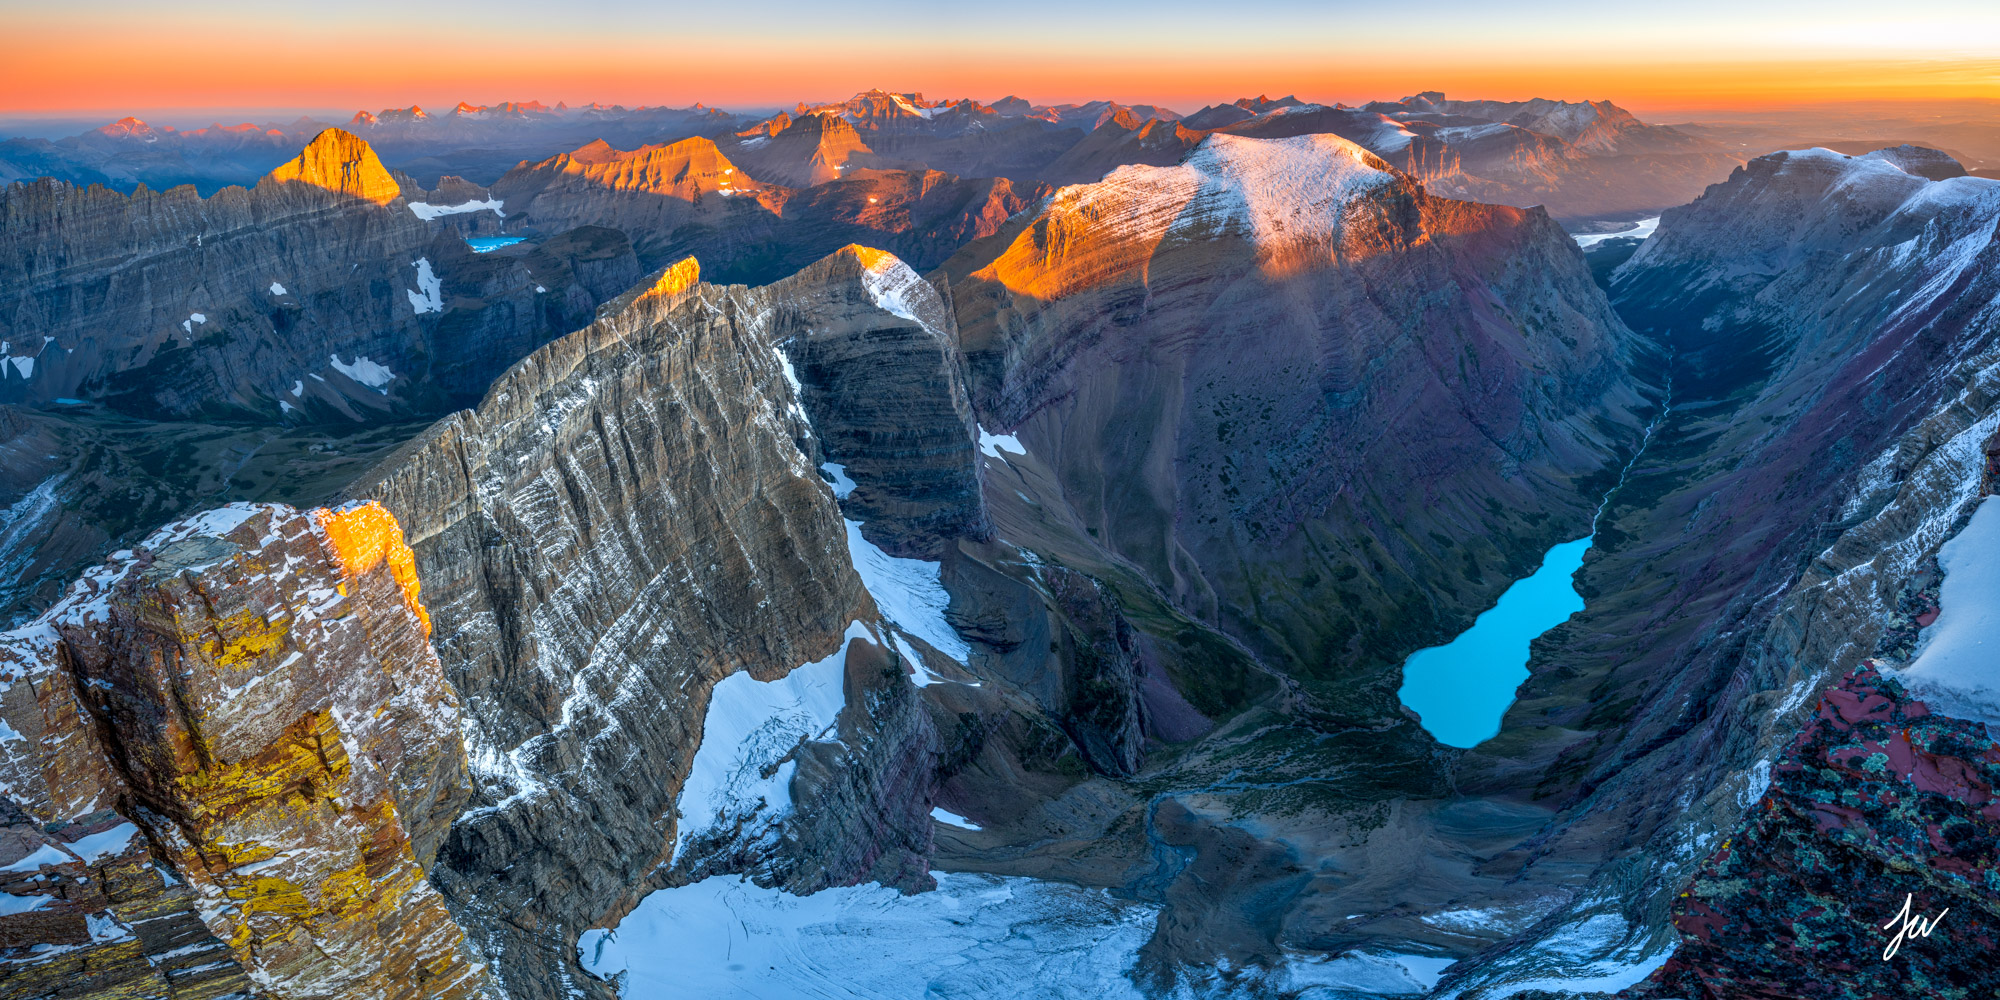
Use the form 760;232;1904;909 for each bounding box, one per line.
1882;893;1948;960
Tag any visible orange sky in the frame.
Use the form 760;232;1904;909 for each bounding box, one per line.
4;2;1997;117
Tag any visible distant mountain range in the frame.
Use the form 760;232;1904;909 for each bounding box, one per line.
1;89;1758;222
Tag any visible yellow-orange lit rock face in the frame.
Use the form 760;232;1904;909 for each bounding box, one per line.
493;135;1040;285
313;501;432;635
264;127;404;205
0;502;481;999
536;136;763;202
639;254;702;303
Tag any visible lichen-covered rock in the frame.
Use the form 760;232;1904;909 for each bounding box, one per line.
1635;666;2000;999
0;501;483;999
0;801;256;999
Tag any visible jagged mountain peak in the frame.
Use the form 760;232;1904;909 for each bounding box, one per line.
96;116;157;140
787;110;864;136
783;244;950;334
738;112;791;138
263;127;402;205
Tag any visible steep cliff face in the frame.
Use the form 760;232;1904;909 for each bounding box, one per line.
0;501;483;998
340;256;930;998
946;132;1644;721
3;246;1024;999
0;128;620;420
263;128;402;205
758;244;989;558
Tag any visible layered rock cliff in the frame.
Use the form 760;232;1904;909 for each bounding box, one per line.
338;254;941;997
0;501;483;998
758;244;989;558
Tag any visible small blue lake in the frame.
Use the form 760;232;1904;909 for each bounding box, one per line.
466;236;525;253
1397;536;1591;748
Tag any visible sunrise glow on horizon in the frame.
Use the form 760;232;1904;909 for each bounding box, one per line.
4;0;1997;118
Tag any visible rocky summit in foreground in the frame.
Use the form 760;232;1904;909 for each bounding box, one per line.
0;501;481;998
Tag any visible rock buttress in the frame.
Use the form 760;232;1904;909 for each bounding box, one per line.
0;501;483;999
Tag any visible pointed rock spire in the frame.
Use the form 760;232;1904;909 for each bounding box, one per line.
265;128;402;205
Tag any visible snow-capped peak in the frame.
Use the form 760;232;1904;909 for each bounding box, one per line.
1050;132;1397;253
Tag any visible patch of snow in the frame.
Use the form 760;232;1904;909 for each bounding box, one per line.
2;843;76;872
180;312;207;334
328;354;396;391
6;356;29;379
771;342;813;426
407;198;505;220
930;806;982;830
855;253;931;326
1063;133;1394;253
268;282;287;295
65;823;138;864
1574;217;1661;247
1738;758;1773;807
1435;122;1519;143
844;519;970;664
0;892;52;916
1279;951;1456;995
1441;913;1671;999
86;912;132;943
290;380;304;398
1897;496;2000;724
672;621;864;860
978;426;1026;459
535;285;546;293
820;462;856;499
1421;907;1509;934
407;258;443;314
578;871;1157;997
894;632;945;687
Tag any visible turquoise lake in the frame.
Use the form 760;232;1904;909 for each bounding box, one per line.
1397;536;1591;748
465;236;525;253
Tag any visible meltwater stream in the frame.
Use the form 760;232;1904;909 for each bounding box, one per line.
1398;376;1673;748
